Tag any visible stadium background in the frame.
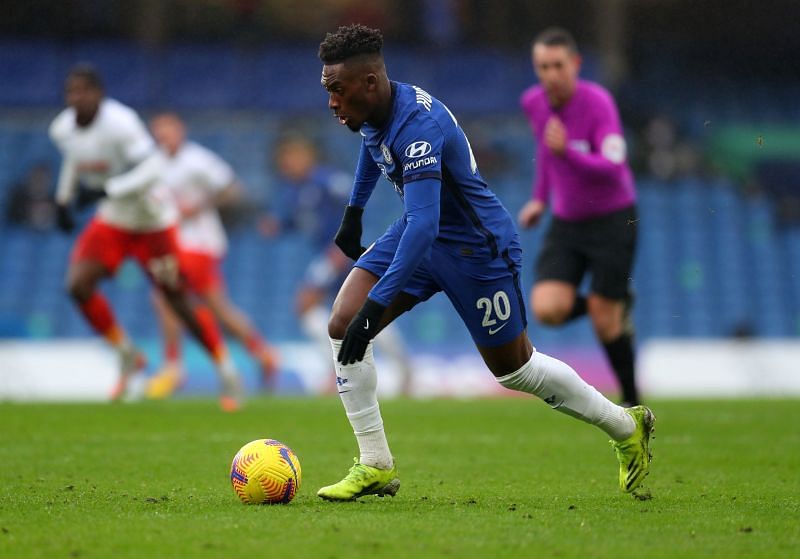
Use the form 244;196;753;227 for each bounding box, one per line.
1;0;799;399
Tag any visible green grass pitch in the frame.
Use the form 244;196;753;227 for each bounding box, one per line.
1;397;798;558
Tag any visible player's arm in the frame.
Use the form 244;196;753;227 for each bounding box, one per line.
104;110;164;198
54;155;78;206
335;140;381;259
370;178;439;305
532;141;550;203
337;176;440;365
49;119;78;231
349;139;381;208
104;151;165;198
559;93;628;181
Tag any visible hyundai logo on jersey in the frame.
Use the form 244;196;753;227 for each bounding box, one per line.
403;156;437;172
405;141;431;158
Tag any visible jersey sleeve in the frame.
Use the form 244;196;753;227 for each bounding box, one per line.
520;88;550;203
117;109;156;165
367;176;441;307
348;139;381;208
366;115;445;305
532;141;549;203
105;151;166;198
396;116;443;184
562;90;628;180
48;113;78;205
54;155;78;205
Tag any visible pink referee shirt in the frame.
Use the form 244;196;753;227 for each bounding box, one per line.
520;80;636;221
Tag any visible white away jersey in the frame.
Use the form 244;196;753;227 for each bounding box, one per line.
49;98;177;231
158;141;234;257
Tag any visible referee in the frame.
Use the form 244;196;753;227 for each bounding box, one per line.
518;27;640;405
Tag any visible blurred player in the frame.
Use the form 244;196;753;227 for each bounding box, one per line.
145;112;279;399
49;65;243;410
262;135;412;394
518;28;640;405
315;25;655;501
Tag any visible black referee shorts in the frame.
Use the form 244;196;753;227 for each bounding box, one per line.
534;205;637;300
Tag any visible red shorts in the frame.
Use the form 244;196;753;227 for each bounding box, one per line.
71;218;183;289
179;250;224;295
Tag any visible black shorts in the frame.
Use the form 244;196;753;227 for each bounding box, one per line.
535;205;637;300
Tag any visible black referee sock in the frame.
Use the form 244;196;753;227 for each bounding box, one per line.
566;295;587;322
602;333;639;406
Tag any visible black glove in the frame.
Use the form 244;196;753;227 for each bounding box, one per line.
76;185;108;210
334;205;366;260
338;298;386;365
56;204;75;233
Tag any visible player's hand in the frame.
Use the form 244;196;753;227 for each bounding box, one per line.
517;200;546;229
75;186;108;209
338;298;386;365
334;205;367;260
56;204;75;233
544;116;568;156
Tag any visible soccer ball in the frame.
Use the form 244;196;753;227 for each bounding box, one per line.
230;439;302;504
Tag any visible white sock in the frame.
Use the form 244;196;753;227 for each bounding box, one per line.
301;306;334;362
330;338;393;469
497;350;635;440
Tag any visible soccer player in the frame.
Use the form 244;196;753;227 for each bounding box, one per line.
144;113;279;398
49;65;243;410
315;25;655;501
263;135;412;394
518;28;640;406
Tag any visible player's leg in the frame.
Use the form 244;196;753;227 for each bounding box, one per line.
479;333;653;492
319;266;419;501
155;281;243;410
66;219;145;400
530;218;587;325
447;242;653;493
137;229;242;410
587;206;639;406
145;288;186;399
478;333;635;440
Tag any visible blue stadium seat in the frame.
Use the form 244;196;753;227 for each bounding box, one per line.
0;41;62;106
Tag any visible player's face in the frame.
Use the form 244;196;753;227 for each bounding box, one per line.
321;62;375;132
150;116;185;156
532;44;581;107
65;76;102;121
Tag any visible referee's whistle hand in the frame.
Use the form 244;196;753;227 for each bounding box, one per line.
544;116;567;156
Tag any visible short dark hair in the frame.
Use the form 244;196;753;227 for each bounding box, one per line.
318;24;383;64
67;63;104;90
533;27;578;53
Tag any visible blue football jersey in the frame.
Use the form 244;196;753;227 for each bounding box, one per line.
350;81;518;305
